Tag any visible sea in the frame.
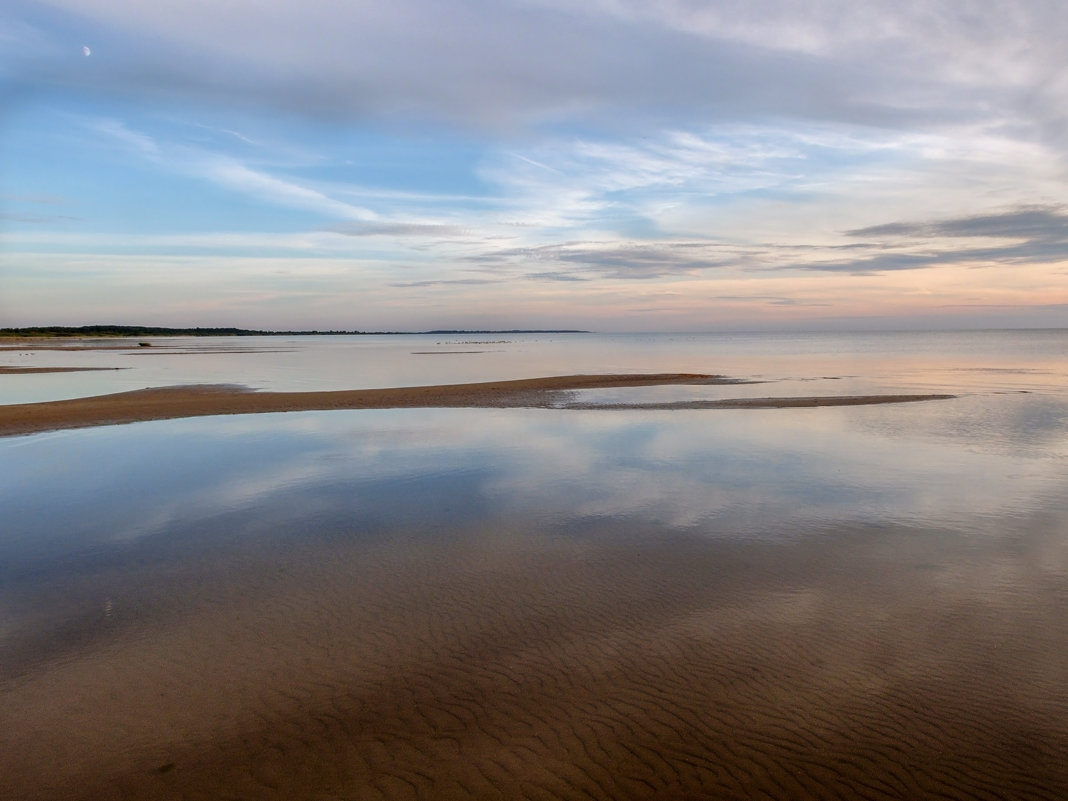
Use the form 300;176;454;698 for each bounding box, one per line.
2;329;1067;800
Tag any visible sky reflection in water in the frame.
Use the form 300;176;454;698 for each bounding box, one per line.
2;396;1065;579
3;372;1068;799
3;329;1067;405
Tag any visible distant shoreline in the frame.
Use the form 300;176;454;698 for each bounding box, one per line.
0;326;591;338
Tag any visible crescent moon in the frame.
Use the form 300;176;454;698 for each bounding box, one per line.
83;45;91;56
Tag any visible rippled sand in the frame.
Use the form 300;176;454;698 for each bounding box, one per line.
3;521;1067;800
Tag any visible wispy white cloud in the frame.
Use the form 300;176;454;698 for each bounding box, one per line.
0;212;79;224
327;222;468;238
85;118;159;158
201;159;378;222
84;116;379;221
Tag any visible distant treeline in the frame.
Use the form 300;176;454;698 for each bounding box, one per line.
1;325;590;338
0;325;356;337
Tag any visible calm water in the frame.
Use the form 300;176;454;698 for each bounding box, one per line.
3;328;1068;403
2;330;1068;799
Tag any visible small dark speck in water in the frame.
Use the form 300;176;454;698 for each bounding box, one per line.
153;763;176;775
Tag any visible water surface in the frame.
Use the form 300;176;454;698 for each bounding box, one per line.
3;329;1066;403
2;330;1067;799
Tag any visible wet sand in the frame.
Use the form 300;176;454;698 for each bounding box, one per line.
0;367;125;374
0;374;954;436
3;521;1067;801
0;340;146;352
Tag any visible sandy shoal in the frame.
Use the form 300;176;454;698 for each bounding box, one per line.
0;339;145;352
0;366;125;374
0;373;955;436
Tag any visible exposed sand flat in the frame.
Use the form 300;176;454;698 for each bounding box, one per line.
3;523;1067;801
0;340;145;351
563;394;956;410
0;340;285;355
0;375;955;436
0;366;125;374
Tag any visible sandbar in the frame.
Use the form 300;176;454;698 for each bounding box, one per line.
0;341;142;352
0;366;125;374
0;373;955;437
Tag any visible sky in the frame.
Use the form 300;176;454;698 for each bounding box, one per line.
2;0;1068;332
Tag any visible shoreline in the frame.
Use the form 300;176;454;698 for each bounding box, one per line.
0;366;127;374
0;373;955;437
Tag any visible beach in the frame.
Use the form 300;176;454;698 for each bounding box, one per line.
7;517;1068;800
2;331;1067;800
11;0;1068;795
0;373;954;437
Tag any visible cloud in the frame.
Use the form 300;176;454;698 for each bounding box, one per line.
0;212;79;224
389;278;503;288
791;251;952;274
10;0;1068;143
474;124;881;236
803;205;1068;274
83;116;380;222
0;193;78;226
525;271;591;283
85;118;159;158
202;159;377;221
327;222;468;238
459;204;1068;280
465;240;741;279
6;2;1068;330
848;205;1068;242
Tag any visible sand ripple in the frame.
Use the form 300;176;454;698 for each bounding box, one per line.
2;525;1067;800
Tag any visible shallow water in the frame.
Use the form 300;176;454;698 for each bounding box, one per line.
3;328;1067;403
2;330;1068;799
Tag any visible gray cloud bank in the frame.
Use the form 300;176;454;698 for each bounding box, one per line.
327;222;467;238
848;206;1068;243
467;242;736;279
7;0;1068;141
829;205;1068;274
459;205;1068;280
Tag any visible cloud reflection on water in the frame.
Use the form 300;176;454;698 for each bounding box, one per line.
2;396;1068;799
1;396;1065;576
